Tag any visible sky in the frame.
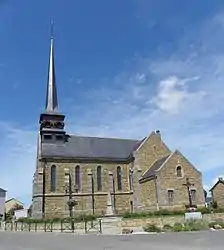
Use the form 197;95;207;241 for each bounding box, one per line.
0;0;224;206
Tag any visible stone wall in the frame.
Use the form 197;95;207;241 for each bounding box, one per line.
212;182;224;208
119;213;224;229
34;160;134;218
156;150;205;210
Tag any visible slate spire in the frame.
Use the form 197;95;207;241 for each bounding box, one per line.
45;21;58;113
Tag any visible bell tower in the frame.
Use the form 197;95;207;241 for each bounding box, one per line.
39;22;67;143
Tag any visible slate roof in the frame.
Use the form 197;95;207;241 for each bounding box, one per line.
209;178;224;191
41;135;140;160
0;188;6;193
140;155;170;182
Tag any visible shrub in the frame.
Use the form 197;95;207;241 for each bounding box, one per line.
209;221;217;228
123;210;185;219
17;214;96;223
213;208;224;213
172;222;184;232
163;224;173;232
212;201;218;209
197;207;211;214
209;219;224;229
143;223;161;233
184;219;209;231
123;212;151;219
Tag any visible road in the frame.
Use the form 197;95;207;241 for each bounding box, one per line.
0;231;223;250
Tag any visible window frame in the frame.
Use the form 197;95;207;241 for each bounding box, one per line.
176;166;183;178
167;189;174;203
97;165;102;191
50;165;57;192
117;166;122;191
75;165;81;192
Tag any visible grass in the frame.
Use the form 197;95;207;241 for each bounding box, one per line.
122;207;224;219
143;219;214;233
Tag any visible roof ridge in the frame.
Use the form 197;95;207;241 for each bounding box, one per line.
70;134;139;141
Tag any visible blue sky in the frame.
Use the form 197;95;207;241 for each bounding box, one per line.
0;0;224;206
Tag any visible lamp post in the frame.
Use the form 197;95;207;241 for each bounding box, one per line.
64;168;77;230
129;169;134;213
40;160;46;219
87;169;95;215
109;171;116;214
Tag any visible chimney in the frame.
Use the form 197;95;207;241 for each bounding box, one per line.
156;130;161;138
219;177;223;181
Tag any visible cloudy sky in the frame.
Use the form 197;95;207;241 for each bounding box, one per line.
0;0;224;206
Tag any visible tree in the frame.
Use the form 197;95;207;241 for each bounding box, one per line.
5;203;24;221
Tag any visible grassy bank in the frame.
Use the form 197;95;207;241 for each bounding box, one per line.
143;219;224;233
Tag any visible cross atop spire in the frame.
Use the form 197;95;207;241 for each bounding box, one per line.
45;20;58;113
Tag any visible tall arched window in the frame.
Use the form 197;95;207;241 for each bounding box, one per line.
176;166;182;177
129;169;133;190
117;166;122;191
50;165;56;192
75;165;81;191
97;166;102;191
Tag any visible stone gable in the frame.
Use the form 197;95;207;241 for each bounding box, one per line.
211;181;224;209
135;131;171;174
155;150;204;210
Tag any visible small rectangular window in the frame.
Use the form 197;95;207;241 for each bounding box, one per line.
167;190;174;203
44;134;52;140
56;135;64;141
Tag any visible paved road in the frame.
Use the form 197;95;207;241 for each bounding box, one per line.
0;231;223;250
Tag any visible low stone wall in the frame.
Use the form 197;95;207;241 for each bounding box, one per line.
119;213;224;229
2;213;224;234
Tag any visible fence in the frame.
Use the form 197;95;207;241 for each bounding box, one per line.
0;219;102;234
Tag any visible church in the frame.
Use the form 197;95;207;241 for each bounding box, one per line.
31;32;205;219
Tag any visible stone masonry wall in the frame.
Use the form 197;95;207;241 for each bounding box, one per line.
212;183;224;209
120;213;224;229
40;161;133;218
136;132;171;174
133;132;171;212
156;150;205;210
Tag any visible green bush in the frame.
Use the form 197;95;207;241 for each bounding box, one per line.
123;210;185;219
123;212;151;219
172;222;184;232
197;207;211;214
209;219;224;229
163;224;173;232
17;214;96;223
184;219;209;231
143;223;161;233
213;208;224;213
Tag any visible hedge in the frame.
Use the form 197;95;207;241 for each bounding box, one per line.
122;207;224;219
15;214;97;223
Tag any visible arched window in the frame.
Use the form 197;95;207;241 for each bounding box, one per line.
75;165;81;191
117;166;122;191
176;166;182;177
97;166;102;191
129;169;133;190
50;165;56;192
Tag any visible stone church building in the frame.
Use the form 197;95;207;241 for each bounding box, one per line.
32;34;205;219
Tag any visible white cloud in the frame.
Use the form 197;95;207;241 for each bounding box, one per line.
150;76;206;115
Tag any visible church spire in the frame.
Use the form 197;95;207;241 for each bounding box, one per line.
39;21;66;140
45;21;58;113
